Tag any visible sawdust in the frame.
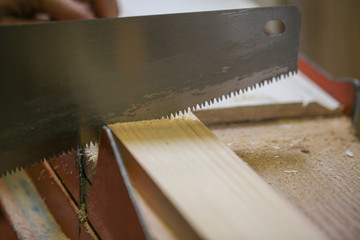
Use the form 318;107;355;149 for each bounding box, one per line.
83;142;99;182
210;116;360;240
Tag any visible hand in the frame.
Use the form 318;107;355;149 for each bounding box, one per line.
0;0;119;25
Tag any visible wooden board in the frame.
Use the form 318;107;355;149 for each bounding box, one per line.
195;102;342;125
0;171;70;239
210;115;360;240
110;113;326;240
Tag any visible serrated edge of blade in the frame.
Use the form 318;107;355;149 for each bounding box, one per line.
0;70;296;177
0;141;99;177
165;70;297;119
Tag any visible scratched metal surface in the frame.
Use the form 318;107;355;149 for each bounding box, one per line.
0;6;300;174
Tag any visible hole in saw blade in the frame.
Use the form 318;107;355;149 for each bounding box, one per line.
264;20;285;36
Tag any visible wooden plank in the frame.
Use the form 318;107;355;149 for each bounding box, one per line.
109;113;326;240
0;171;70;239
210;115;360;240
134;189;178;240
195;102;342;125
0;177;35;239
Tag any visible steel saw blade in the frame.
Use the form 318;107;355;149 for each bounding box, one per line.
0;6;300;175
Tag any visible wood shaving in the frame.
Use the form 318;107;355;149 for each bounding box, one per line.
346;150;354;158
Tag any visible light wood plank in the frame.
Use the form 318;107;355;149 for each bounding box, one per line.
0;171;70;239
110;113;326;240
195;102;342;125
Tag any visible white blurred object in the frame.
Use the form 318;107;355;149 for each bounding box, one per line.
117;0;257;17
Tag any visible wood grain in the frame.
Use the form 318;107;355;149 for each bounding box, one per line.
110;113;326;240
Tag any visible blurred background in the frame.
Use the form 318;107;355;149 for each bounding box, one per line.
118;0;360;80
262;0;360;81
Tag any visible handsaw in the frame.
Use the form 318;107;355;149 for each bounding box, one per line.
0;6;300;175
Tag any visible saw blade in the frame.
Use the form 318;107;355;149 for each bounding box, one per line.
0;6;300;175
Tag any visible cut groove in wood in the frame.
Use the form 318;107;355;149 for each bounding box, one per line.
110;113;327;240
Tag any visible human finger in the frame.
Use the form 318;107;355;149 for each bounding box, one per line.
92;0;119;18
0;16;47;25
40;0;95;20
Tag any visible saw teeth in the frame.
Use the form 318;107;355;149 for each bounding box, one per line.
86;141;97;148
0;157;47;177
164;70;297;120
